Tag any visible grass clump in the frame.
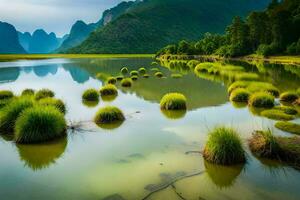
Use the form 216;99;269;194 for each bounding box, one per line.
116;76;124;81
234;73;259;81
15;106;66;144
274;106;298;115
38;98;66;114
160;93;187;110
151;61;158;66
229;88;250;103
261;109;295;121
0;98;34;133
151;68;160;72
82;89;99;101
280;91;299;103
203;127;246;165
121;78;133;87
107;77;117;85
294;98;300;106
0;90;14;100
155;72;163;78
143;74;150;78
187;60;200;69
35;89;55;100
139;67;146;74
121;67;129;74
228;81;279;97
275;121;300;135
130;70;139;76
171;74;183;79
94;106;125;125
248;92;274;108
131;75;138;81
21;89;35;96
100;84;118;96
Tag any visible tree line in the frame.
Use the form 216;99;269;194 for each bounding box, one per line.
157;0;300;57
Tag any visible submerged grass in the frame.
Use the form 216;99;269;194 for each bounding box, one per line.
160;93;187;110
15;106;66;144
275;121;300;135
94;106;125;125
203;127;246;165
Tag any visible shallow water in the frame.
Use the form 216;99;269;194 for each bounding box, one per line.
0;58;300;200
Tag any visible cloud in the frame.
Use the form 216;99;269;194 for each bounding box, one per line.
0;0;123;36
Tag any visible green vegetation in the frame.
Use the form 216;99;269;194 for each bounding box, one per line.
203;127;246;165
229;88;250;102
14;106;66;144
121;67;129;75
161;110;187;120
151;62;158;66
21;89;35;96
0;90;14;100
139;68;146;74
94;106;125;125
38;98;66;114
187;60;200;69
228;81;279;97
143;74;150;78
160;93;187;110
131;75;138;81
151;68;160;72
82;89;99;101
294;98;300;106
280;91;299;103
35;89;55;100
0;98;34;133
261;109;295;121
99;84;118;96
248;92;274;108
155;72;163;78
121;78;133;87
274;106;298;115
275;121;300;135
107;77;117;85
171;74;183;79
116;76;124;81
130;70;139;76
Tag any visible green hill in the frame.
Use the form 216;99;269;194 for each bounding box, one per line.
69;0;271;54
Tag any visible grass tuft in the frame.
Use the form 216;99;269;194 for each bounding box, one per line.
203;127;246;165
107;77;117;85
248;92;274;108
160;93;187;110
171;74;183;79
121;67;129;74
21;89;35;96
116;76;124;81
82;89;99;101
131;75;138;81
94;106;125;125
100;84;118;96
15;106;66;144
121;78;133;87
35;89;55;100
261;109;295;121
275;121;300;135
38;98;66;114
228;81;279;97
0;90;14;100
229;88;250;103
130;70;139;76
143;74;150;78
280;91;299;103
139;67;146;74
155;72;163;78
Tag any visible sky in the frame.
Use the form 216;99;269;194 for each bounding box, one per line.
0;0;124;37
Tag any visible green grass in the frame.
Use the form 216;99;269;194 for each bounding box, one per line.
130;70;139;76
131;75;138;81
0;99;12;109
0;98;34;133
0;90;14;100
187;60;200;69
15;106;66;144
82;89;99;101
139;67;146;74
229;88;250;103
107;77;117;85
121;67;129;75
35;89;55;100
203;127;246;165
116;76;124;81
121;78;133;87
94;106;125;125
228;81;279;97
21;89;35;96
38;98;66;114
151;61;158;66
261;109;295;121
155;72;163;78
82;99;99;107
171;74;183;79
274;106;298;115
160;93;187;110
150;68;160;72
280;91;299;103
275;121;300;135
143;74;150;78
100;84;118;96
248;92;275;108
234;73;260;81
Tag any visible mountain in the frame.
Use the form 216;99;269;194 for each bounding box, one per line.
58;1;135;52
18;32;31;52
27;29;61;53
0;21;26;54
70;0;271;54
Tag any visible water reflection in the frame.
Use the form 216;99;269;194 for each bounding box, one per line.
0;68;20;83
161;110;187;120
82;100;99;108
101;94;118;102
33;65;58;77
16;137;67;171
63;64;90;84
96;121;124;130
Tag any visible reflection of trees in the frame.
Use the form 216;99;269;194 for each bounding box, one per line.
205;161;244;189
33;65;58;77
0;67;20;83
16;137;67;171
63;64;90;84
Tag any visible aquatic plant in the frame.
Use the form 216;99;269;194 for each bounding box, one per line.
171;74;183;79
248;92;274;108
151;61;158;66
280;91;299;103
121;67;129;74
99;84;118;96
0;98;34;133
116;76;124;81
229;88;250;102
38;97;66;114
139;67;146;74
275;121;300;135
131;75;138;81
82;89;99;101
160;93;187;110
130;70;139;76
0;90;14;100
155;72;163;78
15;106;66;144
228;81;279;97
143;74;150;78
107;77;117;85
94;106;125;125
261;109;295;121
121;78;133;87
187;60;200;69
203;127;246;165
150;68;160;72
234;73;260;81
35;89;55;100
274;106;298;115
21;89;35;96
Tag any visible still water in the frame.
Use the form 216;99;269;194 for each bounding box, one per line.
0;58;300;200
